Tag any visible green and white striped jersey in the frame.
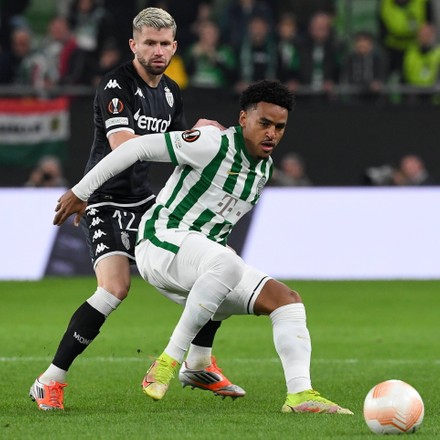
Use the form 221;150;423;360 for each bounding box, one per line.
72;124;273;251
138;125;273;249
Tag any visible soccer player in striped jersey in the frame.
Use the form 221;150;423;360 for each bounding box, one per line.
52;79;353;414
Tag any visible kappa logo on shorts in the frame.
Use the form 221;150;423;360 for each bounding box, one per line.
92;229;107;242
182;129;201;143
90;217;104;227
108;98;124;114
87;208;99;216
95;243;110;255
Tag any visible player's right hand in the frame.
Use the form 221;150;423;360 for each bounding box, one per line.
192;118;226;131
53;189;87;227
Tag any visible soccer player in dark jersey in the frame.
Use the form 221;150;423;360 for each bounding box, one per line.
30;7;244;411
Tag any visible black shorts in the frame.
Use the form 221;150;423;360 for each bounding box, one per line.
81;196;155;267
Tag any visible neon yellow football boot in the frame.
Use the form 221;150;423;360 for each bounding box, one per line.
142;352;180;401
282;389;353;414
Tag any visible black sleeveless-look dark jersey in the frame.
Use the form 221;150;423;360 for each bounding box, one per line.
84;61;187;204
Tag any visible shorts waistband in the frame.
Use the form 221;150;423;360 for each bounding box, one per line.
86;194;155;210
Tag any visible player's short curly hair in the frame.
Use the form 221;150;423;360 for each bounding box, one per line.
240;80;294;112
133;7;177;38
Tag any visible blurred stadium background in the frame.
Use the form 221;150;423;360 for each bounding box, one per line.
1;4;440;437
1;0;440;281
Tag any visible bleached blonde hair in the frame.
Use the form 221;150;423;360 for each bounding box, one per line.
133;7;177;38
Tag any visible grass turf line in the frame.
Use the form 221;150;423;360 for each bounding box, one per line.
1;278;439;439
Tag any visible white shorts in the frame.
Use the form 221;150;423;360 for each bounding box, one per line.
135;230;272;320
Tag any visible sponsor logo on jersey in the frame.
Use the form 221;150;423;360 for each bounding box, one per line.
108;98;124;114
104;79;121;89
105;117;129;128
133;109;171;132
135;87;145;98
216;194;239;217
181;129;201;143
164;86;174;107
121;231;130;250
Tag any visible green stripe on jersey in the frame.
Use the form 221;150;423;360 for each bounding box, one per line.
232;125;272;204
240;161;257;200
166;165;192;209
191;209;216;233
166;134;229;229
140;204;179;253
208;220;232;245
222;136;243;194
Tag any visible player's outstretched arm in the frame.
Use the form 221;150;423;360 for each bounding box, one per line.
53;132;173;227
53;189;87;226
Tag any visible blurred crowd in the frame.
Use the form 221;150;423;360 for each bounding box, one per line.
1;0;440;103
270;151;437;187
1;0;438;188
363;153;436;186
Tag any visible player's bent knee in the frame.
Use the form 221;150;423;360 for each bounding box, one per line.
253;280;302;315
100;283;130;300
289;289;302;303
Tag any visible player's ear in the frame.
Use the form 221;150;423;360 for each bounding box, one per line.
129;38;136;55
239;110;247;127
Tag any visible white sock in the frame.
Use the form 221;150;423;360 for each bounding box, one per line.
185;345;212;369
87;287;121;317
165;260;242;363
39;364;67;385
270;303;312;394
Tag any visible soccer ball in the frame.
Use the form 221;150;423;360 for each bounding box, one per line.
363;380;424;435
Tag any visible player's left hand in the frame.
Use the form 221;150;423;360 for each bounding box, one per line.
192;118;226;131
53;189;87;227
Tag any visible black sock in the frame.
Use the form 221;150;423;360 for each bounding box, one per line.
52;302;106;371
191;319;222;347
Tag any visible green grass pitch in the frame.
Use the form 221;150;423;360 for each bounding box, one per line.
1;278;439;439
